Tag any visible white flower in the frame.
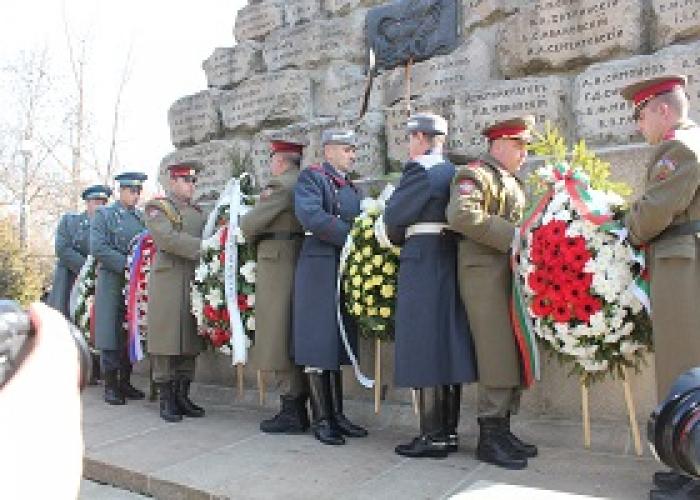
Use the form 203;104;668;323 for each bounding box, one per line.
246;316;255;331
581;359;609;372
206;288;223;309
194;264;209;283
218;344;232;356
240;261;256;284
247;294;255;308
209;257;221;274
553;209;572;222
620;340;642;358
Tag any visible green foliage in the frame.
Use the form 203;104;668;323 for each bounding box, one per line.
0;217;45;305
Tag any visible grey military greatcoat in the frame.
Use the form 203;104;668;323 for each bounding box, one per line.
90;202;146;351
240;168;303;371
47;211;90;317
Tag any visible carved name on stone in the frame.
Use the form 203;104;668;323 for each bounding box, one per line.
167;91;221;148
382;30;495;105
324;0;386;16
284;0;321;26
366;0;460;72
219;71;313;132
202;43;262;89
316;62;383;118
263;12;366;71
462;0;520;32
448;76;571;154
160;139;252;203
234;1;284;42
498;0;644;78
652;0;700;49
573;41;700;145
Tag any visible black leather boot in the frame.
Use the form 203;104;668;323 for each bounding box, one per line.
260;395;309;433
159;381;183;423
503;413;537;458
88;353;101;385
175;379;205;417
308;372;345;445
104;370;126;405
444;384;461;453
329;371;368;438
477;417;527;470
119;366;145;400
653;471;692;491
395;387;448;458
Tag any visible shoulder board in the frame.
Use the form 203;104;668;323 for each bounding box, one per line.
145;197;182;227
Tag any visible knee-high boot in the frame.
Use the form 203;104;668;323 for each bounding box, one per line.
308;372;345;445
395;387;448;458
444;384;461;452
328;370;368;437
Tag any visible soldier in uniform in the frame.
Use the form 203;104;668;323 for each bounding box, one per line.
48;184;112;317
145;161;207;423
91;172;147;405
446;117;538;470
241;139;308;433
294;129;368;445
619;75;700;496
385;113;477;459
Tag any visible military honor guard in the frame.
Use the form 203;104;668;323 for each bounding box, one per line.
48;184;112;317
293;129;368;445
145;162;208;423
90;172;147;405
241;139;309;433
619;75;700;496
446;117;538;470
385;113;477;458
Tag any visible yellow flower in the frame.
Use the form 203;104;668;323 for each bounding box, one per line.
391;247;401;256
372;254;383;267
352;290;361;300
382;262;396;275
348;265;358;276
350;227;360;238
362;246;372;257
367;207;380;217
353;303;364;316
379;307;391;318
367;307;378;316
363;264;373;275
352;276;362;287
361;217;372;228
353;253;363;263
381;284;395;298
364;229;374;239
363;280;374;290
373;275;384;286
365;295;375;306
376;324;386;331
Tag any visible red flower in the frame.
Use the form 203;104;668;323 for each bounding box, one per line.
531;295;553;317
562;283;585;304
574;296;603;323
528;269;550;294
219;251;226;266
547;220;568;242
238;294;249;312
568;272;593;291
204;305;220;322
551;301;572;323
221;308;230;322
210;328;230;348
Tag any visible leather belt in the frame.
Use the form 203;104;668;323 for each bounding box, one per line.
406;223;449;239
654;220;700;242
258;231;304;241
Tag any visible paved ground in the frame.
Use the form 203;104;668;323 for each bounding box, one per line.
79;480;148;499
81;379;660;500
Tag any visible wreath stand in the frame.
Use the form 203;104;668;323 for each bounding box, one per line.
258;370;265;406
580;366;643;455
236;363;245;399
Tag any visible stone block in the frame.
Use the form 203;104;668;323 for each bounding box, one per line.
315;62;382;118
160;139;252;204
382;28;497;105
447;76;572;155
234;1;284;42
573;41;700;146
284;0;321;26
167;90;222;148
202;42;262;89
385;97;452;169
462;0;520;33
262;11;365;71
219;70;313;132
652;0;700;49
497;0;644;77
324;0;385;17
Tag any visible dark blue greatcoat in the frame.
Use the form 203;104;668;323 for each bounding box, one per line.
47;211;90;317
385;153;478;388
293;162;361;370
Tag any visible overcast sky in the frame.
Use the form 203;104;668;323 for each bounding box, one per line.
0;0;245;190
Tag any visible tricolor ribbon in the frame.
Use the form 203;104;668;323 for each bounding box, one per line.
125;231;151;364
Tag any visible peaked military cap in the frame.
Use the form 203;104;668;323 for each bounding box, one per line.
483;115;535;142
167;160;204;178
406;112;448;135
81;184;112;201
620;75;687;120
321;129;356;147
114;171;148;187
270;139;305;155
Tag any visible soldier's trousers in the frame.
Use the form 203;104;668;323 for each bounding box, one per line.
151;354;196;383
478;386;522;418
101;349;129;373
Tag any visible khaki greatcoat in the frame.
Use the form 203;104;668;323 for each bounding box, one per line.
625;120;700;400
145;197;206;356
446;153;526;388
240;168;303;371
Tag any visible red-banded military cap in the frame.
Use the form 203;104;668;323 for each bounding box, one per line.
483;115;535;142
620;75;687;117
167;160;204;178
270;140;305;155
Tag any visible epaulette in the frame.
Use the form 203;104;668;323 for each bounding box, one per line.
145;197;182;229
307;163;348;188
